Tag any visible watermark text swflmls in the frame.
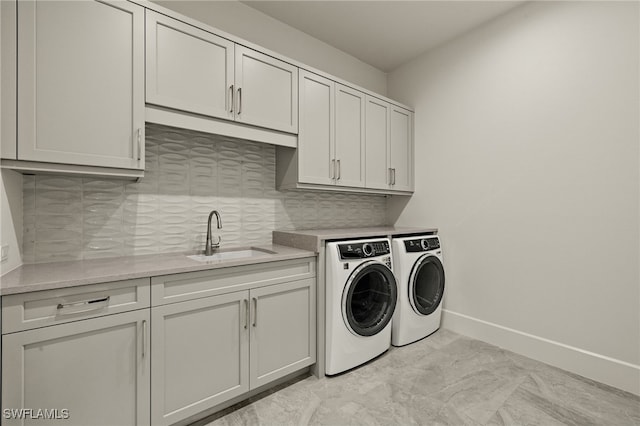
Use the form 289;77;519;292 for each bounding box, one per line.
3;408;70;420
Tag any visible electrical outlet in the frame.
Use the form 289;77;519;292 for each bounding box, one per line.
1;245;9;262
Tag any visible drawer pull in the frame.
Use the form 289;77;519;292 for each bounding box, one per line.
56;296;110;315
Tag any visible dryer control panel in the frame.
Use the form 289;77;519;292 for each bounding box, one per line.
405;237;440;252
338;240;390;259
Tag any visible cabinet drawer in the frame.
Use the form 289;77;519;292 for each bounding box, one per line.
2;278;151;334
152;257;316;306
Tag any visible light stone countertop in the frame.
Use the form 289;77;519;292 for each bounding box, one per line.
0;244;316;296
272;226;438;252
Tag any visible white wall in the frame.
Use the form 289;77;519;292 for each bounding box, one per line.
388;1;639;394
151;0;387;95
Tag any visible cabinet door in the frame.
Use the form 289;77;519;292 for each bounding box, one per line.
2;310;150;426
249;278;316;389
335;84;366;188
298;70;335;186
235;46;298;133
1;0;17;159
389;106;414;191
146;10;234;121
17;0;144;169
365;96;391;190
151;292;249;426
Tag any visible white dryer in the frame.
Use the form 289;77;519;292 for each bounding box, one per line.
325;238;398;375
391;235;445;347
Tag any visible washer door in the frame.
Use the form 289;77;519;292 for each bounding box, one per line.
409;254;445;316
342;261;397;337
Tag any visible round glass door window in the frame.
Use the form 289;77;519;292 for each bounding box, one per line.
342;262;397;336
409;254;445;316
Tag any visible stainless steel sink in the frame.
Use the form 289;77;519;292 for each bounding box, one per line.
187;247;277;263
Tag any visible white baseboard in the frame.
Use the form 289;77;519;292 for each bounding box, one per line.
442;309;640;396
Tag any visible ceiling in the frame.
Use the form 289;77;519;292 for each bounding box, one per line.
241;1;525;72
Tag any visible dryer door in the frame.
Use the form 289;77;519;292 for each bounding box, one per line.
342;261;397;337
409;254;445;316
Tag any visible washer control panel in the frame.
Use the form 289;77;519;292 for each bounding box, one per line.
405;237;440;252
338;240;390;259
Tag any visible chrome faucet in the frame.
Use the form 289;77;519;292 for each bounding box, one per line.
205;210;222;256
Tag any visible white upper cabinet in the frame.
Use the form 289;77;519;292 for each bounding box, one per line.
1;0;17;160
365;96;414;192
235;46;299;133
146;13;298;134
4;1;410;183
291;71;365;189
146;10;234;121
16;0;145;170
334;84;365;188
365;96;390;190
389;105;414;192
279;72;413;194
297;70;335;185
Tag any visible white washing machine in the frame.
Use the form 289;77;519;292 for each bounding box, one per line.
391;235;445;347
325;238;398;375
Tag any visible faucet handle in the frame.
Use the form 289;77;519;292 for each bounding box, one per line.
211;235;221;248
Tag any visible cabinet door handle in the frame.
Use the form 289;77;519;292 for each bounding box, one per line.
244;299;249;329
142;319;148;359
337;159;341;180
229;85;234;113
56;296;110;315
237;87;242;115
330;159;335;179
388;168;392;185
392;168;396;185
252;297;258;327
136;128;142;161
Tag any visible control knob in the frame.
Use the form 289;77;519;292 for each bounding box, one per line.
420;239;430;250
362;243;374;256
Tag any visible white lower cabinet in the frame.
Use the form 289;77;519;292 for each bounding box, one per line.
151;292;249;425
151;278;316;425
249;279;316;389
2;309;151;426
0;260;316;426
150;259;316;425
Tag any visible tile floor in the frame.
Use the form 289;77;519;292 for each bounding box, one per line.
196;329;640;426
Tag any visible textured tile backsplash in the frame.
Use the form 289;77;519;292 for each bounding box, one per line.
23;125;388;263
